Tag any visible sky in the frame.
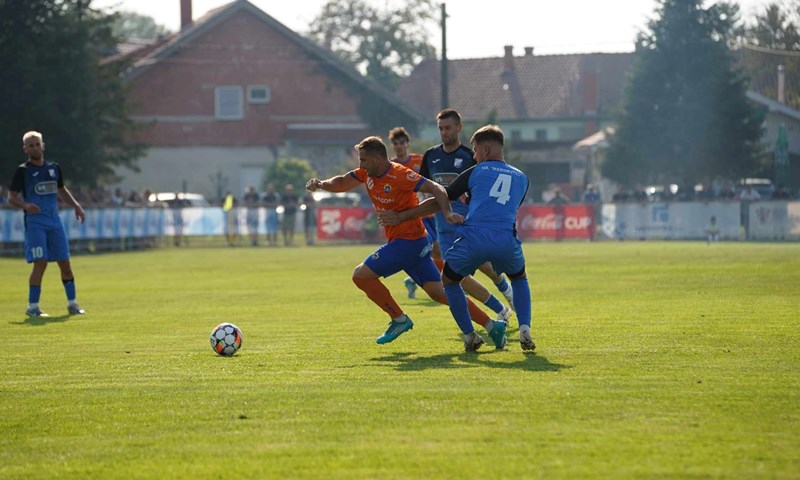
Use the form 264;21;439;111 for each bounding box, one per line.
94;0;776;58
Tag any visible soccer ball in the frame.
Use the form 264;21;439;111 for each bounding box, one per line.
210;323;243;356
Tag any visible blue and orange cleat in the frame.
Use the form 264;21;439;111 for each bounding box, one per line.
488;320;508;349
376;315;414;344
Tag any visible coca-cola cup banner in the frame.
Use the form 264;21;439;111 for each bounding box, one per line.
317;207;386;241
516;205;596;240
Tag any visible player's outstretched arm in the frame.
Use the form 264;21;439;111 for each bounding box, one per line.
420;180;462;224
306;174;361;193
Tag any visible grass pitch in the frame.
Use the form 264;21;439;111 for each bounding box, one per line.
1;241;798;479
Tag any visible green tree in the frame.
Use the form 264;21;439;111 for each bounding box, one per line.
604;0;763;187
110;10;170;40
742;2;800;108
0;0;146;187
263;158;318;193
308;0;437;89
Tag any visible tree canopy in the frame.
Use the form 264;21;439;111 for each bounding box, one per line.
0;0;145;187
308;0;437;90
110;10;170;41
604;0;764;187
263;158;318;193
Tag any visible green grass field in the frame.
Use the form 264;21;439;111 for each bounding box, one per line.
1;241;798;479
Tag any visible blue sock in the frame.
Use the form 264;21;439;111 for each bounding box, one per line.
29;285;41;304
483;294;504;314
495;276;510;293
511;278;532;327
444;283;474;334
63;278;76;302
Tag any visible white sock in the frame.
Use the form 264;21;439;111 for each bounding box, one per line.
485;319;495;333
29;302;39;309
68;299;78;307
519;324;531;336
391;314;407;323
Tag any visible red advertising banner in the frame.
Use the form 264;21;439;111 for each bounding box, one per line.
316;207;385;242
516;205;596;240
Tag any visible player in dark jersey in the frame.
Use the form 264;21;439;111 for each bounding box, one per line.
379;125;535;351
8;131;86;317
421;110;514;315
306;136;506;347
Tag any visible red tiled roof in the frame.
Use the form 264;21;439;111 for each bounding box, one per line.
397;52;635;121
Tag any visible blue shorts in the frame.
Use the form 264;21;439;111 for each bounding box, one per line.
363;236;441;286
438;231;458;255
422;216;438;243
25;223;70;263
444;227;525;278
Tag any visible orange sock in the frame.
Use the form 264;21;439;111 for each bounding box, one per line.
466;299;490;327
353;276;403;318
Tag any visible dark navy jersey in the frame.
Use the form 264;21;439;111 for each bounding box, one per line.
9;161;64;227
447;160;529;232
420;144;475;234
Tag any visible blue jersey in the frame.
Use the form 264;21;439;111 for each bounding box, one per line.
420;144;475;235
9;161;65;228
447;160;528;233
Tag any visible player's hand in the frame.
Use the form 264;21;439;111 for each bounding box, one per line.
377;210;403;226
74;205;85;224
444;212;464;225
306;179;322;191
23;203;40;214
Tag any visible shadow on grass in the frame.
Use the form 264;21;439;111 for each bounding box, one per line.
370;350;570;372
10;314;72;326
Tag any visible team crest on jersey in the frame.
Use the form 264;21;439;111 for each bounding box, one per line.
366;177;374;190
384;184;392;193
406;171;420;182
454;158;463;169
48;169;55;178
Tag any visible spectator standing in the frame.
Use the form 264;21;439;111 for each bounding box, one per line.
262;184;279;246
302;190;317;245
281;184;299;246
243;185;261;247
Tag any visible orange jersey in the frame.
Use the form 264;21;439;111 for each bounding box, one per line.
350;163;428;242
392;153;423;173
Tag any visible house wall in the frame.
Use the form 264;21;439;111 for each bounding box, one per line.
114;146;276;200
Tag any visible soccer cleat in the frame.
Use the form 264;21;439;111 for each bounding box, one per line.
488;320;508;349
519;327;536;351
67;303;86;315
403;277;417;299
25;306;49;317
497;304;513;324
376;315;414;344
464;331;485;352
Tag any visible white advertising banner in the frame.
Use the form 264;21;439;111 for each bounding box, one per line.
601;202;741;240
748;201;800;240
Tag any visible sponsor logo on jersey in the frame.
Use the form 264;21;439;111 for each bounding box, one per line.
454;158;463;169
34;181;58;195
432;172;459;186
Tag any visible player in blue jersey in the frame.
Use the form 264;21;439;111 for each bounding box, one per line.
379;125;535;351
8;131;86;317
421;110;514;318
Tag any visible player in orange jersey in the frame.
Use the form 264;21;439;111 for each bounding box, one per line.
306;136;507;349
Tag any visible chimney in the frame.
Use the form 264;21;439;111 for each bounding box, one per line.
582;68;599;136
503;45;514;71
180;0;193;30
778;64;786;104
524;47;534;57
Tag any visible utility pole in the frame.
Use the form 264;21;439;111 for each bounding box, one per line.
440;3;449;109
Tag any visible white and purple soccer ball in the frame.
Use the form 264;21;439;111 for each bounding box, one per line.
210;323;243;356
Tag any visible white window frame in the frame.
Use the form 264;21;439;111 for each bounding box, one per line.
247;85;271;104
215;85;244;120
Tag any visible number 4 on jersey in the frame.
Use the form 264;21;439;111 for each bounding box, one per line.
489;174;513;205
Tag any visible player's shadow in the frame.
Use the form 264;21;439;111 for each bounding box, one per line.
10;314;71;326
370;349;569;373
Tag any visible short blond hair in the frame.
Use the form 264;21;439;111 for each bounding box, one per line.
22;131;43;144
